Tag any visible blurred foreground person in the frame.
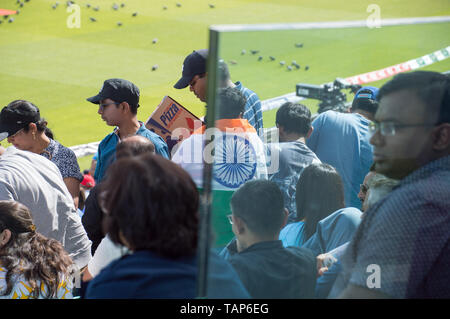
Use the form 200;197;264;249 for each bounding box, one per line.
0;147;91;269
85;153;249;298
336;71;450;298
0;201;74;299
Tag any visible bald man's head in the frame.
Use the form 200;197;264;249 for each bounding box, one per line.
116;135;155;159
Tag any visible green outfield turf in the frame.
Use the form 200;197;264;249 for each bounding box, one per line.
0;0;449;154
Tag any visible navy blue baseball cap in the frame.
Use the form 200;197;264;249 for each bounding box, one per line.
174;49;208;89
0;100;41;141
87;78;140;107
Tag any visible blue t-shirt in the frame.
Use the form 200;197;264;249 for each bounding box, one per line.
94;122;169;183
279;221;306;247
302;207;362;257
306;111;373;209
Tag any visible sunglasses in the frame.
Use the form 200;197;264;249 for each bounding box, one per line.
360;183;369;193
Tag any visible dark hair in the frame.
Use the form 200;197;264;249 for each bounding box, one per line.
378;71;450;124
231;179;285;237
216;87;246;119
44;127;54;139
275;102;311;135
295;163;345;241
351;95;378;114
101;154;199;258
0;200;73;298
115;136;155;160
6;100;48;132
126;102;139;115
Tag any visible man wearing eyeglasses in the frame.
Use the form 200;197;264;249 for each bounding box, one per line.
174;49;264;136
306;86;379;209
86;78;170;183
336;70;450;298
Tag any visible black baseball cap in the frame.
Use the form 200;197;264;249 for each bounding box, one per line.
173;49;208;89
0;100;40;142
87;78;140;107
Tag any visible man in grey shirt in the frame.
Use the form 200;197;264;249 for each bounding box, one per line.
0;147;91;269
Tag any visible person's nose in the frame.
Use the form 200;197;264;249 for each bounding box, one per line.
370;129;383;147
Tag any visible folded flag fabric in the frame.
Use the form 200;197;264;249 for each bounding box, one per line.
172;118;268;191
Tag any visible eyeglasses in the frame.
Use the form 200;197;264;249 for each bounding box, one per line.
368;121;436;136
99;102;120;111
189;73;206;88
227;214;233;224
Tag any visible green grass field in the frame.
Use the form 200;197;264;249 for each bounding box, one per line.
0;0;449;170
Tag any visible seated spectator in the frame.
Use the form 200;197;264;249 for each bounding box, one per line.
83;137;249;298
172;87;267;247
302;207;362;257
0;200;74;299
0;100;84;208
82;135;155;255
265;102;320;223
0;147;91;270
316;173;399;299
220;180;316;299
279;163;345;247
362;173;399;216
357;164;376;210
85;153;249;298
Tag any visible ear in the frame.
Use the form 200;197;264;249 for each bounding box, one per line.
277;125;285;138
28;122;38;133
432;123;450;152
0;229;12;248
233;215;246;235
120;102;130;113
306;126;314;139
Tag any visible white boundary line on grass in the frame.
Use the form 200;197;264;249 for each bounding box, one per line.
70;17;450;158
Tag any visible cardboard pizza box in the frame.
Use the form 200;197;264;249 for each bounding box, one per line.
145;96;204;151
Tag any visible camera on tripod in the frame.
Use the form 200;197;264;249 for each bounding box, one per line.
296;78;362;113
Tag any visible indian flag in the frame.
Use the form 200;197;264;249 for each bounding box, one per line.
172;118;268;246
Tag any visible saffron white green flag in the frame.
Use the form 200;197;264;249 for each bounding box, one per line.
172;119;268;246
172;119;268;191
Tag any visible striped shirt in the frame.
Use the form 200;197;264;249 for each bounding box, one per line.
235;82;263;136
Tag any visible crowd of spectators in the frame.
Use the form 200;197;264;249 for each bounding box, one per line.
0;63;448;299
